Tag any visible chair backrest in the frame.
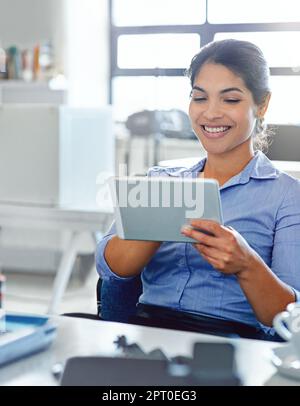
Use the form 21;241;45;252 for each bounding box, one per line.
266;124;300;161
97;275;142;323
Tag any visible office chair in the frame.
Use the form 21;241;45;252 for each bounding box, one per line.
62;275;142;322
266;124;300;161
97;276;285;341
64;275;283;342
97;275;142;323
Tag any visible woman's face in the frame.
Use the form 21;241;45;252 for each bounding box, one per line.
189;62;260;156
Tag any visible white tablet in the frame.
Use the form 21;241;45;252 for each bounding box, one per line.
109;176;223;243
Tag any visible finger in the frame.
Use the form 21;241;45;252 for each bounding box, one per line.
194;243;226;262
200;252;223;270
220;224;236;237
190;220;236;239
181;226;222;247
188;219;223;237
181;227;216;246
225;225;235;231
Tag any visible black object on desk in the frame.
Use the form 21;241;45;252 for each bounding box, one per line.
60;338;241;386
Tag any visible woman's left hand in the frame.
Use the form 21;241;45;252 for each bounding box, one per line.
181;220;255;276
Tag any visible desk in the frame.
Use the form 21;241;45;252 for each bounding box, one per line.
159;158;300;179
0;316;297;386
0;203;113;314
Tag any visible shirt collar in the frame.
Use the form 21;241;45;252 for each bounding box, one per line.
237;150;279;184
164;151;279;188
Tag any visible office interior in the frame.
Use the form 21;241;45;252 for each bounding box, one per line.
1;0;300;387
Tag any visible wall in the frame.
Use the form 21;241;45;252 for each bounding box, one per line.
0;0;66;72
0;0;109;100
0;0;110;273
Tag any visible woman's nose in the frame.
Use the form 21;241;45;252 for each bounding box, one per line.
202;103;224;120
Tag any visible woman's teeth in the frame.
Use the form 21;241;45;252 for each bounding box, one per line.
203;125;230;133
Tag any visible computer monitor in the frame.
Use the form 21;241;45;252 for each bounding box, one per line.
266;124;300;162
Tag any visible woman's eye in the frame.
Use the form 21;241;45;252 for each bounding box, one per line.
192;97;206;102
225;99;240;104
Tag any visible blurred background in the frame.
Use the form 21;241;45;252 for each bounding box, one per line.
0;0;300;316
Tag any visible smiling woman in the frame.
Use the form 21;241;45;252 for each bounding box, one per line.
96;39;300;340
187;39;271;157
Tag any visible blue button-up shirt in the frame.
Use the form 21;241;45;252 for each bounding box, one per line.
96;151;300;332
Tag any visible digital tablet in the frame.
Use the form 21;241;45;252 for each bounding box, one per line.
109;176;223;243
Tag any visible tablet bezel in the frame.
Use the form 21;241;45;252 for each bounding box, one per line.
110;176;223;242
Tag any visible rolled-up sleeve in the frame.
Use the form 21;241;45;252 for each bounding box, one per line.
96;221;136;281
96;165;176;281
95;221;117;280
271;179;300;302
96;166;163;280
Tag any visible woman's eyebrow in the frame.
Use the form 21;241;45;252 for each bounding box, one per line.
192;86;206;92
192;85;244;94
220;87;244;94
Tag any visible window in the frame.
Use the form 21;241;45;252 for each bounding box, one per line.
214;32;300;68
110;0;300;126
266;76;300;124
208;0;300;23
118;34;200;69
112;76;190;122
113;0;206;26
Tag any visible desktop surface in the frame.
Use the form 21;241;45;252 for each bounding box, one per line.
0;315;295;386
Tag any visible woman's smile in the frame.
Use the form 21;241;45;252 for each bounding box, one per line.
201;124;232;139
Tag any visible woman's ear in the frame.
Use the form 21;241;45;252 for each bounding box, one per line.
257;93;271;118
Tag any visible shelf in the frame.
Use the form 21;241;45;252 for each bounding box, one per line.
0;80;67;104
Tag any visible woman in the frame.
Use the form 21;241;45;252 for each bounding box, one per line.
96;39;300;340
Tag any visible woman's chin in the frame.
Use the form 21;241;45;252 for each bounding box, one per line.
198;136;249;156
200;141;229;155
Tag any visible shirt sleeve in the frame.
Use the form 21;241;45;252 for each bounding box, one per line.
95;165;181;281
95;221;136;281
271;178;300;302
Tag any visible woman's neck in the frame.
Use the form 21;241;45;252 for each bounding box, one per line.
201;143;255;186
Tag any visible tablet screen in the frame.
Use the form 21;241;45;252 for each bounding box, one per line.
110;176;223;242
